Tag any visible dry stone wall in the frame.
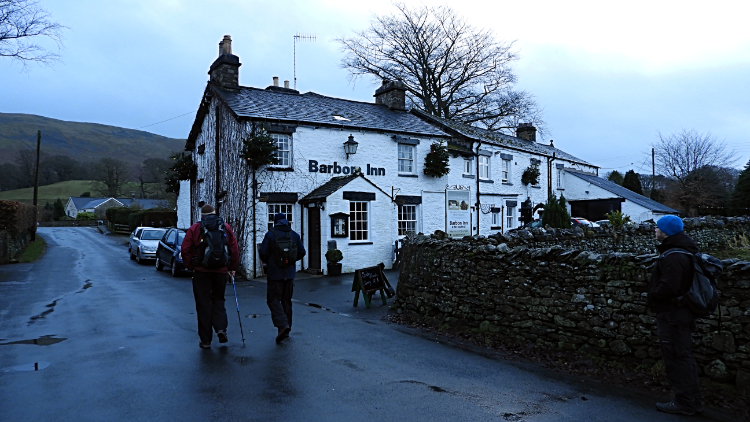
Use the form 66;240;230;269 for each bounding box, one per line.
394;217;750;389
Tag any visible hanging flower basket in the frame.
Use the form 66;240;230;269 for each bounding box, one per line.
165;153;197;193
423;142;450;178
521;165;540;186
240;130;279;170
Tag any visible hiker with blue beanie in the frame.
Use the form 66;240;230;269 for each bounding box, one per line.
648;215;704;415
259;212;305;343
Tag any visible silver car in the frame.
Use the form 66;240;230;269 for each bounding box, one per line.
129;227;167;264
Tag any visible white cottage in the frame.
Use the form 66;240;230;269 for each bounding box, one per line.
179;36;608;277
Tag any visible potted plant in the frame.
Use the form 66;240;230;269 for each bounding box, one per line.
325;249;343;276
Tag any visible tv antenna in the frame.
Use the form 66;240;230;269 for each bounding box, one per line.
293;33;316;89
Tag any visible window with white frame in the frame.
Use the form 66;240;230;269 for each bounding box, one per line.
463;158;473;175
398;204;417;236
501;159;511;183
398;144;414;173
267;203;293;230
271;134;291;167
492;210;500;227
478;156;490;179
506;206;515;229
349;201;369;241
557;168;564;189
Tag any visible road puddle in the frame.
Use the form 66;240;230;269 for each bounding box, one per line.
1;361;51;372
0;335;67;346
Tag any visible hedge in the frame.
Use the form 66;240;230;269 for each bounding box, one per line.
0;200;37;236
127;208;177;231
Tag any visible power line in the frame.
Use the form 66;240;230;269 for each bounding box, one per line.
135;110;197;130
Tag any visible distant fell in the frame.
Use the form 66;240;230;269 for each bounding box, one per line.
0;113;186;165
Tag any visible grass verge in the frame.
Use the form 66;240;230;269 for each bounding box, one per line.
16;236;47;263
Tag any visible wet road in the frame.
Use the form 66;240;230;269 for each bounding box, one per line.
0;227;737;421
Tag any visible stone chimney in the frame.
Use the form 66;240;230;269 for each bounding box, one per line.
208;35;241;90
516;123;537;142
374;79;406;111
265;76;299;94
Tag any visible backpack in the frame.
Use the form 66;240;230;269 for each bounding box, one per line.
661;248;722;317
197;216;230;269
270;228;298;269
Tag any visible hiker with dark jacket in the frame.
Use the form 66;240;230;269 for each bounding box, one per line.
259;213;305;343
182;204;239;349
647;215;704;416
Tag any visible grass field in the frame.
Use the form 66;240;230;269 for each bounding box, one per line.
0;180;166;205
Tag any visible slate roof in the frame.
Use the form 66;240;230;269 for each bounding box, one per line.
213;86;450;138
411;109;594;167
69;197;118;210
299;174;359;204
298;173;392;204
565;169;679;214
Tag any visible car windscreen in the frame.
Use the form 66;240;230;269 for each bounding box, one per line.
141;230;166;240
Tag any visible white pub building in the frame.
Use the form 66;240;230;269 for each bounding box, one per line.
177;36;611;277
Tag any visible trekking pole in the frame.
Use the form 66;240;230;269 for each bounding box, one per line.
230;275;246;346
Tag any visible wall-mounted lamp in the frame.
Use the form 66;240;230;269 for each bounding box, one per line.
343;134;358;159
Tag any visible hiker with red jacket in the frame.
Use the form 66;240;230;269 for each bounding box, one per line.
647;215;703;415
182;204;239;349
259;212;305;344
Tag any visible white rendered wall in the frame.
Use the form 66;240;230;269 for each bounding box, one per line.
564;173;654;222
177;180;191;229
186;106;602;275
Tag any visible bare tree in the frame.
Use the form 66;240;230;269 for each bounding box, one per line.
0;0;66;67
337;3;545;135
91;157;129;197
653;129;737;214
14;148;36;187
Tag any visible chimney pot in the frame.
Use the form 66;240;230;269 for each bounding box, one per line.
222;35;232;54
273;76;279;87
284;80;289;89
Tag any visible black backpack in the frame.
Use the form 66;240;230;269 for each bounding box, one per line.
270;228;298;269
661;248;722;316
197;216;230;269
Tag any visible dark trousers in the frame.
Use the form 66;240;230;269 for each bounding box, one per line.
656;307;703;410
192;271;228;344
267;279;294;329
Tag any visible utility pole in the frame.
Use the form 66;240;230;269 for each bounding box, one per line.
293;33;316;90
32;130;41;241
651;147;655;199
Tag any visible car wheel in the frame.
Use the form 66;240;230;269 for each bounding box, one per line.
129;247;135;260
155;256;164;271
171;259;179;277
136;250;143;265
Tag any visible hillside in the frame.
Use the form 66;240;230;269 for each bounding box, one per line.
0;180;164;205
0;113;186;166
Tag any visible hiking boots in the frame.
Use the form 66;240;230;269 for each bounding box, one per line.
199;342;211;349
276;326;291;343
217;330;228;343
656;401;696;416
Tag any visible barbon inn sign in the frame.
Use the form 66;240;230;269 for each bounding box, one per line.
308;160;386;176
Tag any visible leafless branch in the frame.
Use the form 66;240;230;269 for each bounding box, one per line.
0;0;66;68
336;3;543;135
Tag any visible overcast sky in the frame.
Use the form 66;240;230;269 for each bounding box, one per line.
2;0;748;173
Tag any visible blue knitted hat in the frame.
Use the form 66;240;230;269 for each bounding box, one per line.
657;215;683;236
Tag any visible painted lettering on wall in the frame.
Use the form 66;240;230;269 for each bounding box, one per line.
308;160;385;176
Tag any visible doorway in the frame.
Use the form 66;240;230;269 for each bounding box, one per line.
308;207;321;271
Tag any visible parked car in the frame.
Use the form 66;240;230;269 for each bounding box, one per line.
570;217;600;228
524;220;543;228
155;228;191;277
129;227;167;264
594;219;611;227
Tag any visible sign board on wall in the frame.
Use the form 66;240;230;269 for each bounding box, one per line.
445;189;471;238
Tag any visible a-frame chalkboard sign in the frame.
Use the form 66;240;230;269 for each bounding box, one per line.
351;265;388;309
